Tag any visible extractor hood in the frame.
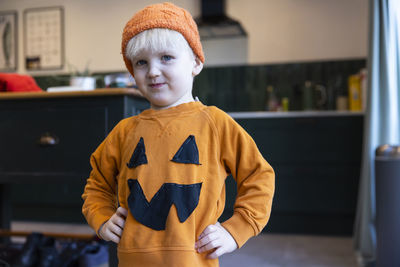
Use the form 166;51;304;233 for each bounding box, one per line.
195;0;247;40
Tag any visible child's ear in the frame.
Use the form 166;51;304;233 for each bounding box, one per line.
192;57;203;77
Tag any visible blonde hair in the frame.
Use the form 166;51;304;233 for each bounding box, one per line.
125;28;195;61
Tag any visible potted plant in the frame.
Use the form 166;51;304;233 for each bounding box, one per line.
69;61;97;90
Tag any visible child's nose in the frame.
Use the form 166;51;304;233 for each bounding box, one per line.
147;63;161;78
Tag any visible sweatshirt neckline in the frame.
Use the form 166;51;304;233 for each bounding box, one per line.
139;101;204;119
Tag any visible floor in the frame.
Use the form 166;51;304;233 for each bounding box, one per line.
11;221;359;267
219;233;359;267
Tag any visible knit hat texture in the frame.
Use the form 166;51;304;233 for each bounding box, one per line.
122;2;204;77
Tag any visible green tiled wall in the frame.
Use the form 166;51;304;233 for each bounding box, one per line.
33;58;366;112
192;58;366;111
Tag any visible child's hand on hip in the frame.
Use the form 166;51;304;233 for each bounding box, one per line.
99;207;128;243
195;222;238;259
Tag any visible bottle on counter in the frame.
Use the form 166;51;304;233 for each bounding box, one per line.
265;85;279;111
336;95;349;111
281;97;289;111
348;74;362;111
302;81;314;110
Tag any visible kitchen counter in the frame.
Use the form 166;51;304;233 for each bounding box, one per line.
0;88;144;100
0;91;149;225
228;113;363;235
229;110;364;119
0;90;363;236
0;91;364;119
0;91;149;265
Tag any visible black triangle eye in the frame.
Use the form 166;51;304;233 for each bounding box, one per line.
127;137;148;168
171;135;201;165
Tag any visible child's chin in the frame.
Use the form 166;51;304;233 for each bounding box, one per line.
151;101;173;110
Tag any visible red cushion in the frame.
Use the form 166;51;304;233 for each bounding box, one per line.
0;73;42;92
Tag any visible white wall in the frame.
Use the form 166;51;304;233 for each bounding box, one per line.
0;0;368;74
227;0;368;64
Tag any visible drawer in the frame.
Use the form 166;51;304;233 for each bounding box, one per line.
271;163;360;214
12;180;86;205
236;116;363;164
222;163;360;216
0;106;107;175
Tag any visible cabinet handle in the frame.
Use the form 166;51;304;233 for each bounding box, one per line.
38;132;59;146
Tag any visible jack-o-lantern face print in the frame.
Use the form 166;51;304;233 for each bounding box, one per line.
126;135;202;231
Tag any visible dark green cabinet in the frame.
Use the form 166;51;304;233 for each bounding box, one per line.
0;92;363;237
0;90;149;224
226;113;363;236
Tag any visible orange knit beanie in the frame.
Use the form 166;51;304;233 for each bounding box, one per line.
121;2;204;77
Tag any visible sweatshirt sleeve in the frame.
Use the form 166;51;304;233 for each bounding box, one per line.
81;121;124;235
211;108;275;248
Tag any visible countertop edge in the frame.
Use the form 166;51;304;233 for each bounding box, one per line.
0;91;364;118
0;88;144;100
228;110;365;118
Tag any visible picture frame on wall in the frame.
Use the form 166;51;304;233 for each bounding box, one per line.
24;6;64;70
0;11;18;71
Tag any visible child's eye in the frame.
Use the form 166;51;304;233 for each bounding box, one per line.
135;60;146;66
161;55;173;61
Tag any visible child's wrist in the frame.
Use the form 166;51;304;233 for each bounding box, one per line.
97;222;106;239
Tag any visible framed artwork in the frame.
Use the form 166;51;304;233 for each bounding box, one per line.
0;11;18;71
24;6;64;70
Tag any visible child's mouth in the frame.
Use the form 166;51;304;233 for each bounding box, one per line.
149;83;165;89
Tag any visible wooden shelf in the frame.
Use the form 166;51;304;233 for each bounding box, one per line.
0;88;144;100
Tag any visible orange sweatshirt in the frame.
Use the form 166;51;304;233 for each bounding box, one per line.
82;101;275;267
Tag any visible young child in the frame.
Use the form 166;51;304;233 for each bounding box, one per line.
82;2;275;266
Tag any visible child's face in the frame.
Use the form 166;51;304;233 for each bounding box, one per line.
132;46;203;110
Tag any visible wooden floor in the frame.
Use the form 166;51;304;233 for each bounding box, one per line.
11;221;359;267
219;233;359;267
